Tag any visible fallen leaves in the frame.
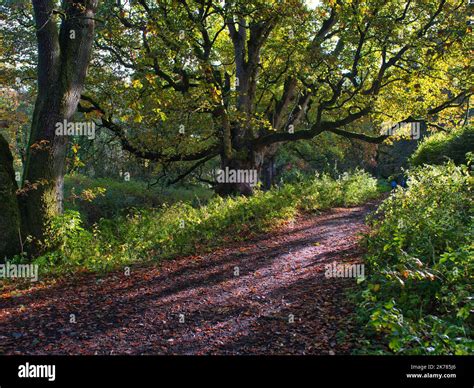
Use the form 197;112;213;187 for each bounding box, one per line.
0;205;374;355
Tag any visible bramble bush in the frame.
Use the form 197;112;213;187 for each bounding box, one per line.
410;125;474;167
31;170;381;275
357;161;473;355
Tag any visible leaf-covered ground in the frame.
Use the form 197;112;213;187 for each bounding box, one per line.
0;203;377;355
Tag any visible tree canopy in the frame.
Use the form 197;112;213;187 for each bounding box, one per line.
0;0;472;253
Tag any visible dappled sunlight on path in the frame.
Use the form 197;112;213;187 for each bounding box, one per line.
0;203;377;355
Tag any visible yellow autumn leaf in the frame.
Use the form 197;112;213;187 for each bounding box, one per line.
134;114;143;123
132;79;143;89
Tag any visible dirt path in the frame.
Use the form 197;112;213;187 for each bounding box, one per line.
0;202;377;355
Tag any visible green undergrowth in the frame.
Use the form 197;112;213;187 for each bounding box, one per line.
12;169;382;278
355;161;473;355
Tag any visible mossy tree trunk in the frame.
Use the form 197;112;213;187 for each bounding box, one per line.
215;152;257;196
0;135;21;261
18;0;98;252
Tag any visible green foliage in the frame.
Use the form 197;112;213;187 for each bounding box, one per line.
340;170;380;206
64;174;213;225
34;170;380;275
277;127;379;180
35;211;91;270
357;162;473;355
410;125;474;167
297;169;380;211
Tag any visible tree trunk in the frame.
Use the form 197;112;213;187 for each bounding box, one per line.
215;144;278;196
0;135;22;260
261;155;276;191
18;0;98;251
218;17;275;197
215;153;256;196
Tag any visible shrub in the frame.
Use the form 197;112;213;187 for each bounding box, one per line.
340;169;380;206
410;125;474;167
357;162;473;355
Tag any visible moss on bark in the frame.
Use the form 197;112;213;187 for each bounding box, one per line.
0;135;21;260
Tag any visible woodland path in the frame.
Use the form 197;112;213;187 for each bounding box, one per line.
0;202;378;355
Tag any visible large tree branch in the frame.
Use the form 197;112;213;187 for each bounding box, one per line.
79;95;221;163
324;128;389;144
166;152;219;186
427;90;472;115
